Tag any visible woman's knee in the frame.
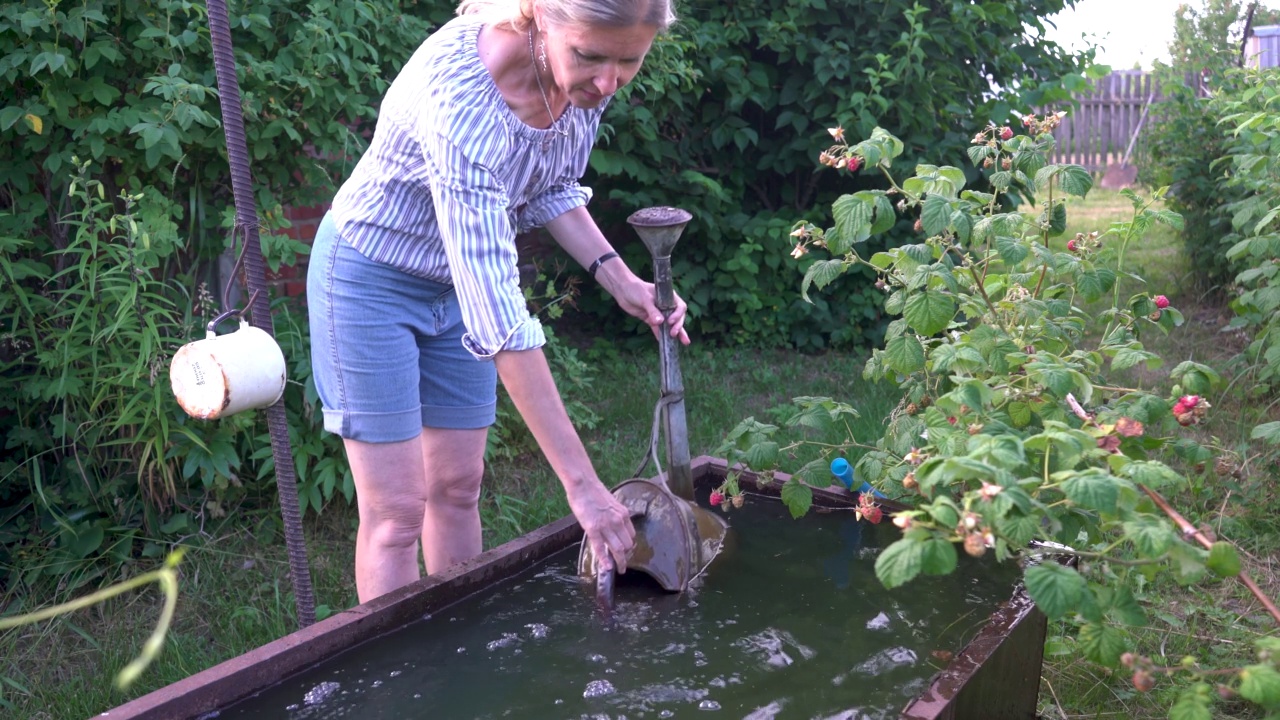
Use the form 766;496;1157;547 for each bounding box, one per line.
425;461;484;509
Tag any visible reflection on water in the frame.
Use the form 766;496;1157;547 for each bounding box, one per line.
221;497;1019;719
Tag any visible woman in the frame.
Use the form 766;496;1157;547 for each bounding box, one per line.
307;0;687;604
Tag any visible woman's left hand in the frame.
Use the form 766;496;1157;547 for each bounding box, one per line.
612;276;691;346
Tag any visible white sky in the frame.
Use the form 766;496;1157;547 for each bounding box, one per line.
1041;0;1182;70
1041;0;1280;70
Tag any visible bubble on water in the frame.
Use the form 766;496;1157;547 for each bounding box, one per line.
370;680;382;688
555;699;565;705
389;670;401;678
457;647;466;653
588;653;608;663
659;712;674;718
735;629;815;669
302;681;341;706
865;611;891;631
487;632;520;651
852;645;919;676
414;693;422;700
742;700;785;719
698;699;721;710
693;650;708;668
285;705;299;712
525;622;551;639
709;676;726;688
583;679;616;698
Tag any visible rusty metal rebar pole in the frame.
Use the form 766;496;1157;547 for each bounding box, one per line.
1140;484;1280;626
206;0;316;628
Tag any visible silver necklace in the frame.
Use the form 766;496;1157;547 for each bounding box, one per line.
528;26;568;138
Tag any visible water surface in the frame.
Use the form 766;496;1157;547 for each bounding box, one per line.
221;496;1019;719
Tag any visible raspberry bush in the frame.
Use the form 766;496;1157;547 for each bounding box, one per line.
714;121;1280;716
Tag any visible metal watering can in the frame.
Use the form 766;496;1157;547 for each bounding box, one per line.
578;207;729;606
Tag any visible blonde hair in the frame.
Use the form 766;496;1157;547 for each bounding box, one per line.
456;0;675;33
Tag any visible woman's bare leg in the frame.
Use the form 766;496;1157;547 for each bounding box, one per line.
419;427;488;574
346;435;429;603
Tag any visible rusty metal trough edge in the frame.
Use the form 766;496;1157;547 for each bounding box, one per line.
100;456;1045;720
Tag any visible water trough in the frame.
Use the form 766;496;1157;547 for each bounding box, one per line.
101;456;1046;720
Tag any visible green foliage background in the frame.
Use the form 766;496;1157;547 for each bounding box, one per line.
583;0;1092;350
0;0;1090;603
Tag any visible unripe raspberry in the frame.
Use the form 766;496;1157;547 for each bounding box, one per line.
913;218;924;233
732;494;744;509
1001;157;1012;170
963;532;987;557
968;422;984;435
1154;295;1170;309
1176;411;1196;426
1217;684;1236;700
893;514;912;529
1120;652;1136;668
1148;310;1162;321
902;472;917;490
906;402;918;415
999;126;1014;140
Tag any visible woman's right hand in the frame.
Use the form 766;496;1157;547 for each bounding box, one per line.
566;478;635;574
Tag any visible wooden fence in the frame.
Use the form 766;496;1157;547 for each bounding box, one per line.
1043;70;1206;172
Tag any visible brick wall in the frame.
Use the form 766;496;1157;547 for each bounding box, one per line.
269;204;329;298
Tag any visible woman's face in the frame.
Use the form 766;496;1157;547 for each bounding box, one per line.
540;20;658;108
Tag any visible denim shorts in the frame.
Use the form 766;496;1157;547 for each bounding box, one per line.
307;213;497;442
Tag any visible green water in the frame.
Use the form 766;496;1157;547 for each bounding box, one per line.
220;497;1020;719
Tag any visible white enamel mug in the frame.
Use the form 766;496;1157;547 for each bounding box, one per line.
170;319;286;420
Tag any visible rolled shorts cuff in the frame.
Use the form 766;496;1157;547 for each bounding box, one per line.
323;402;497;443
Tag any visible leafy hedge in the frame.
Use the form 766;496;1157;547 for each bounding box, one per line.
580;0;1092;349
0;0;441;593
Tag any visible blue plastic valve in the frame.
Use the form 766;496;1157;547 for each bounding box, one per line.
830;457;886;498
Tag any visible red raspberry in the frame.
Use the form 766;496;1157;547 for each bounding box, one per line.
861;505;883;524
1066;239;1077;252
1180;395;1200;408
846;155;864;172
1172;401;1189;416
709;490;725;506
1132;670;1155;693
999;126;1013;140
1155;295;1170;309
913;219;924;233
1176;412;1195;427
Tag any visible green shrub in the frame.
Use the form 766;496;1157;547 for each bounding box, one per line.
1215;68;1280;396
0;0;434;592
715;121;1280;717
575;0;1092;350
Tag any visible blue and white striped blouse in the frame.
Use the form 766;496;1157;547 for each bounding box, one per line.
330;14;606;359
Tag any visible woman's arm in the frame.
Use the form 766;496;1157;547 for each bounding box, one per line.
544;206;690;345
493;347;634;572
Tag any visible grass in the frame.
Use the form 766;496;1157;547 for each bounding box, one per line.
1032;186;1280;720
4;187;1277;720
0;341;895;719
